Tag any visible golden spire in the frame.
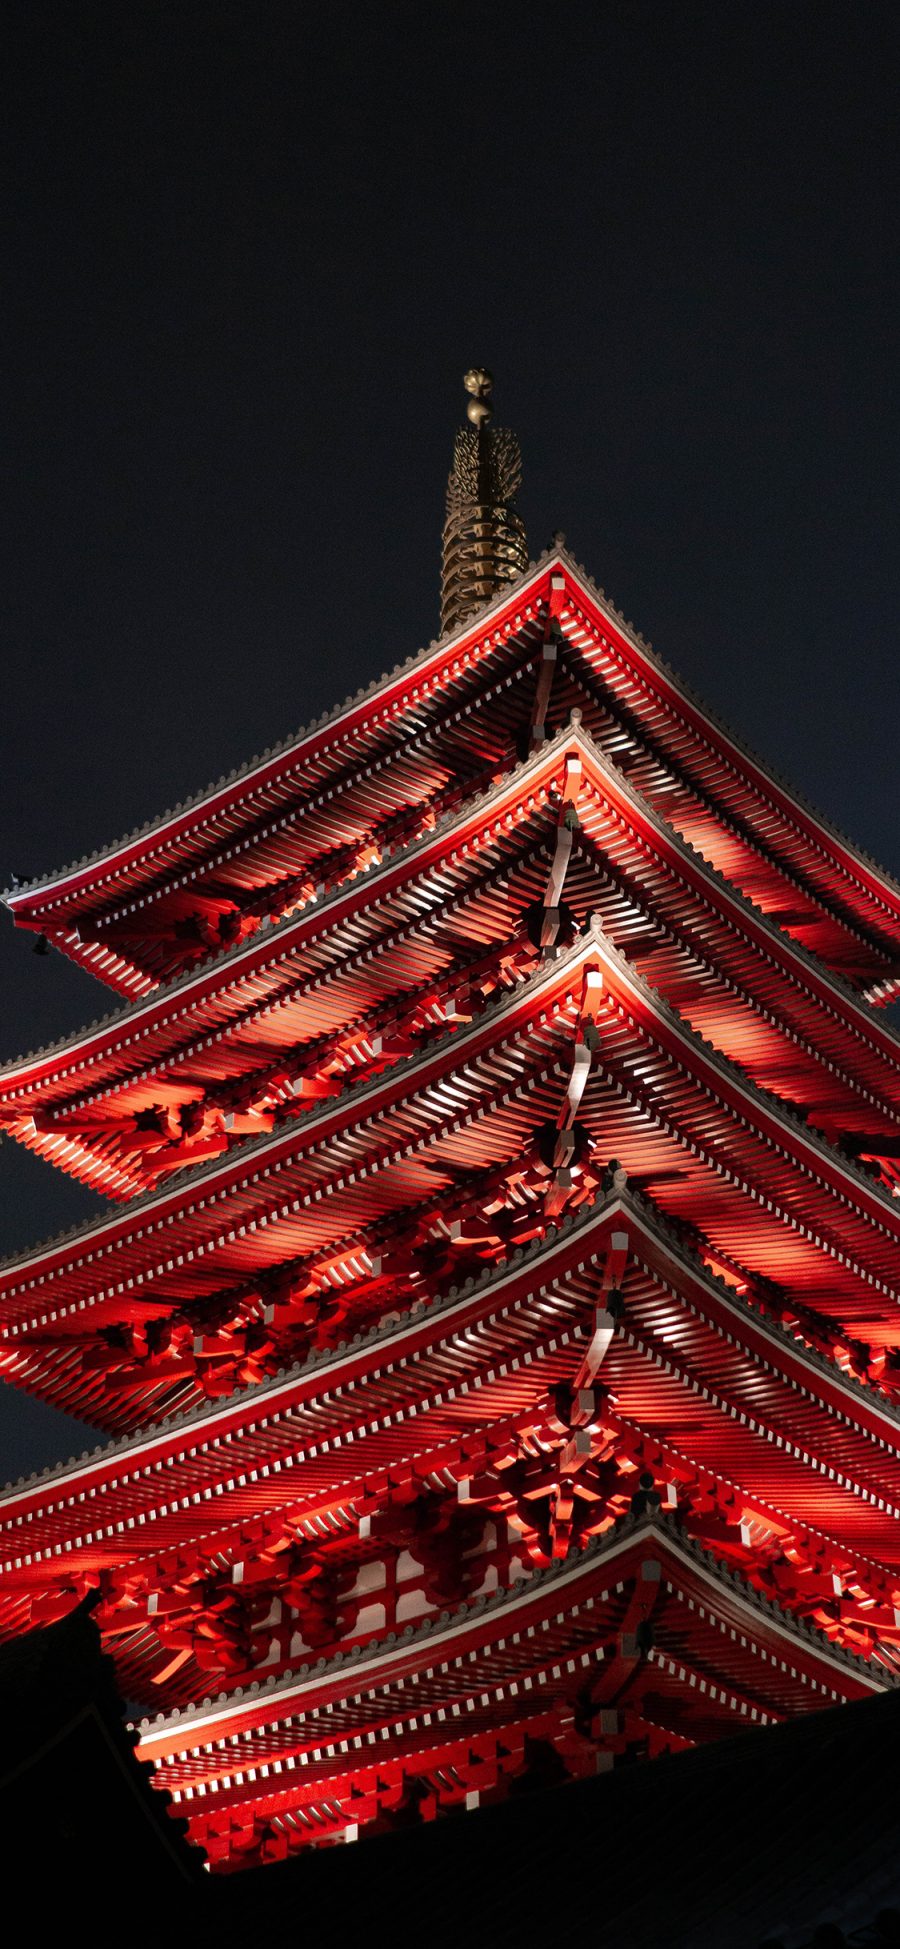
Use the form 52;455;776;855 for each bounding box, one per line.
440;368;528;635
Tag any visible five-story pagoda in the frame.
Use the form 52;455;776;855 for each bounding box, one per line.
2;373;900;1870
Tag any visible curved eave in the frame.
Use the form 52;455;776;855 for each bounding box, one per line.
8;547;900;991
136;1513;889;1771
0;932;594;1298
556;552;900;953
3;1189;900;1572
3;923;900;1408
3;557;556;925
0;725;578;1104
4;720;900;1204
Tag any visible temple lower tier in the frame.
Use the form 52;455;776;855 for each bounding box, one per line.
1;1182;899;1865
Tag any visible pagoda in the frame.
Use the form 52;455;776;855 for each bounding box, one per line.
2;369;900;1873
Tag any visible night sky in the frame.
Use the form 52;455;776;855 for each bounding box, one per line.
1;1;898;1476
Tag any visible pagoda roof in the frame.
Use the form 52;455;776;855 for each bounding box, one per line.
4;559;550;994
134;1511;888;1788
4;924;900;1427
1;1182;896;1519
6;548;900;998
3;721;900;1202
3;1187;900;1706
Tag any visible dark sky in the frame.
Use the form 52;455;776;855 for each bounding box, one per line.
1;0;898;1477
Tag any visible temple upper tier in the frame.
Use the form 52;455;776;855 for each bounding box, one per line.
6;548;900;1001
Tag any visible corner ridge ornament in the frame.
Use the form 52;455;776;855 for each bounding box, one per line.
440;368;529;635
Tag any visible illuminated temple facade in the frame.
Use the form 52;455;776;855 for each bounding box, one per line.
2;374;900;1872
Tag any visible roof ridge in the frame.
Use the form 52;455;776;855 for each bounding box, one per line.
578;718;900;1046
580;912;900;1218
0;719;577;1080
3;547;559;905
0;921;596;1280
556;541;900;909
0;1184;627;1492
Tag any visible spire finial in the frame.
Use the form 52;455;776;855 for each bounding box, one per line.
440;369;528;634
463;366;494;429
